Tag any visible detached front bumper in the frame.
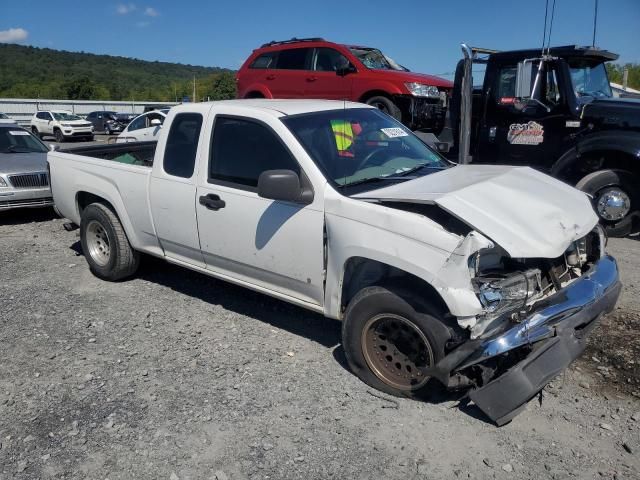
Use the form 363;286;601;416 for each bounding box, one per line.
448;255;620;425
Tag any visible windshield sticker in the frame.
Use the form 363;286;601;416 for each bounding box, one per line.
507;121;544;145
380;127;408;138
8;130;30;136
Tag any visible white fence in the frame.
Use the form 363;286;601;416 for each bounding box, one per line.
0;98;178;126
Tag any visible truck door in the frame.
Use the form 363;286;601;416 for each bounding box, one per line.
195;114;325;307
149;112;205;267
476;61;569;171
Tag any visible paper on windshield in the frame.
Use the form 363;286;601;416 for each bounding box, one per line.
380;128;408;138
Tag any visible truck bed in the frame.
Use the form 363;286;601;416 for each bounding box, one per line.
61;141;157;167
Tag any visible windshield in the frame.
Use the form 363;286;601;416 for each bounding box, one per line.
0;128;49;153
282;108;449;192
569;61;612;99
349;47;404;71
0;113;8;119
52;112;82;121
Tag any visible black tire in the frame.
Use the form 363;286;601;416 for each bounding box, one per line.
104;126;111;135
576;169;638;237
365;95;402;122
31;126;40;138
342;286;450;398
54;129;65;143
80;203;140;281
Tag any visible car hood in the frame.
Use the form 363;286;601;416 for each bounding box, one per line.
582;97;640;129
369;69;453;89
0;152;48;175
352;165;598;258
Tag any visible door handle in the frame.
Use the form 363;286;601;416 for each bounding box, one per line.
199;193;226;211
266;74;276;80
306;76;318;82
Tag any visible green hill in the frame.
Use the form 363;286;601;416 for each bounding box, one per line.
0;43;236;102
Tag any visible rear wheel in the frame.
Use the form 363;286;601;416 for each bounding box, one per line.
80;203;140;281
365;96;402;122
576;169;638;237
342;286;449;398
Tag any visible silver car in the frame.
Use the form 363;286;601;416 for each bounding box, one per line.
0;124;53;210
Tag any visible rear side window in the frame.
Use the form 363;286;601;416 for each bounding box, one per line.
209;117;299;188
275;48;311;70
164;113;203;178
250;52;277;69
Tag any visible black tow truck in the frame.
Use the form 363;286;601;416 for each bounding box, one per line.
431;44;640;236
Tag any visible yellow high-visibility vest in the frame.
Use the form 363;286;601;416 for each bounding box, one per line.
331;120;354;152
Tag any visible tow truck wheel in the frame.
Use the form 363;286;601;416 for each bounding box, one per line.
342;286;449;398
80;203;140;281
365;96;402;122
576;169;638;237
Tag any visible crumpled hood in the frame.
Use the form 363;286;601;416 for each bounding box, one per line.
353;165;598;258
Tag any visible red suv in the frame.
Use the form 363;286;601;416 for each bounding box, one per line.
236;37;453;132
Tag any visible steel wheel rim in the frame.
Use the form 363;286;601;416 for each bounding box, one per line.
596;187;631;221
361;313;434;391
86;220;111;266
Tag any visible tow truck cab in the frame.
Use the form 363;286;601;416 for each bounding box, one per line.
447;45;640;237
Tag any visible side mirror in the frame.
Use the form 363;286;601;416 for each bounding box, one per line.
258;169;313;204
336;64;357;77
150;118;162;126
515;60;534;99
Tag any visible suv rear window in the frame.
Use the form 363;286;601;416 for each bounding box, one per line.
275;48;310;70
250;52;277;69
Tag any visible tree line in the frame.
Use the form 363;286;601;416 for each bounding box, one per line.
606;63;640;90
0;43;236;102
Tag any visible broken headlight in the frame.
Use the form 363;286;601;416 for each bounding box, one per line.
474;269;542;320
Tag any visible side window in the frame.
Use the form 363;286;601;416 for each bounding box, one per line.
87;112;95;119
313;48;350;72
128;115;146;131
275;48;311;70
495;65;517;103
164;113;203;178
250;52;277;69
545;66;561;105
209;117;300;188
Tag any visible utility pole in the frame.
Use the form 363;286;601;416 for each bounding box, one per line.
193;76;196;103
623;67;629;91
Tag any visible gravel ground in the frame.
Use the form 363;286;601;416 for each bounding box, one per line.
0;208;638;480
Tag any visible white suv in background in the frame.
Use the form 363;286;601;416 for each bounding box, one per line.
30;110;94;143
116;109;167;142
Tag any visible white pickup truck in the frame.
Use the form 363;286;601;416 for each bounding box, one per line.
49;99;621;425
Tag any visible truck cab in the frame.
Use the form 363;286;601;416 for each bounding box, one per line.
448;45;640;236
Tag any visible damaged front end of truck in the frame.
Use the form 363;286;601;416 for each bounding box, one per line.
434;226;620;425
354;165;622;424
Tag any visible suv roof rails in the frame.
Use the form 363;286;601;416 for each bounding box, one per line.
260;37;326;48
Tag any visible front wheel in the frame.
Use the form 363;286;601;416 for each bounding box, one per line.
342;286;450;398
54;129;65;143
576;169;638;237
80;203;140;281
365;96;402;122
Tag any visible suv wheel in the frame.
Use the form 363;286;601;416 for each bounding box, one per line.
54;129;65;143
31;126;40;138
365;96;402;122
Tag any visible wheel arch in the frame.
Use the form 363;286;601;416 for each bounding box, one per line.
339;256;450;319
551;131;640;184
75;191;140;250
358;89;401;103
